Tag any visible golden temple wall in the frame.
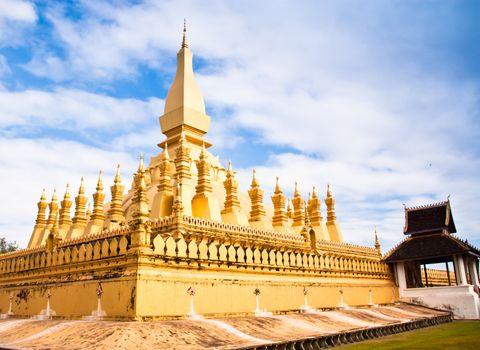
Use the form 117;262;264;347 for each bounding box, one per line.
0;216;397;319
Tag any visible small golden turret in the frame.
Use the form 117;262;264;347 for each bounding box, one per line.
46;189;59;228
66;178;88;240
325;184;336;222
248;169;269;229
324;184;343;242
308;186;330;241
191;143;221;220
221;161;248;225
36;189;48;226
175;131;192;181
222;161;240;211
172;176;185;219
291;182;305;231
28;189;49;248
286;199;293;219
86;171;105;234
86;202;92;222
271;177;288;231
107;164;125;229
374;228;381;254
151;144;175;218
59;184;72;234
194;143;212;195
129;155;152;250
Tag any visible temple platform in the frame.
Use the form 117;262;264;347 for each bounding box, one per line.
0;303;451;349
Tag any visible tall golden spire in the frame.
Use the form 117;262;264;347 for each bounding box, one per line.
131;156;150;221
194;143;212;195
28;189;49;248
151;144;174;218
325;184;336;222
191;143;221;220
221;161;247;225
308;186;323;225
374;228;381;254
107;164;126;229
129;155;152;251
68;177;88;238
46;189;59;228
248;169;268;227
291;182;305;230
174;130;192;180
159;22;211;150
59;184;72;232
222;161;241;213
35;189;48;227
324;184;343;242
87;171;105;234
271;176;288;230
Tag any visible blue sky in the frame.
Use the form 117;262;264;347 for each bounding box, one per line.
0;0;479;251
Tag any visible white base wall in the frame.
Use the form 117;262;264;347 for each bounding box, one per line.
400;285;480;319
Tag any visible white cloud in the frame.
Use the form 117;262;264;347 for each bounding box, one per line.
2;1;479;251
0;88;163;134
0;137;138;247
0;0;36;45
0;0;36;22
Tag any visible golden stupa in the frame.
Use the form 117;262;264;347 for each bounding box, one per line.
0;25;395;320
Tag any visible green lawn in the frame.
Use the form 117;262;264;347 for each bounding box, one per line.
338;321;480;350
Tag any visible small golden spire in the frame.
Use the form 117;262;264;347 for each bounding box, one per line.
41;188;46;201
79;176;85;195
275;176;281;193
182;18;188;49
227;160;233;173
52;188;58;202
327;184;331;197
114;164;121;183
96;170;103;191
294;181;300;196
312;186;318;198
251;168;259;187
138;153;144;173
374;228;381;252
64;183;70;199
86;202;92;219
163;142;170;160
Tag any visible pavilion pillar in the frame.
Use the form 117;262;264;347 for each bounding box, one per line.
456;255;468;286
395;262;407;297
468;257;479;287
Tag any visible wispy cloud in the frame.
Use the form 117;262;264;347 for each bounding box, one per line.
0;0;478;251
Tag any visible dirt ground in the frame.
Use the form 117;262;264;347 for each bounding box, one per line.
0;304;446;350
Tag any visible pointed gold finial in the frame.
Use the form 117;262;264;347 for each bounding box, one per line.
138;153;144;173
227;160;233;173
327;183;332;197
251;168;259;187
275;176;281;192
64;183;70;199
374;227;381;251
294;181;300;196
163;142;170;160
182;18;188;49
52;188;57;202
114;164;121;183
96;170;103;191
41;188;46;201
86;202;91;218
79;177;85;195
